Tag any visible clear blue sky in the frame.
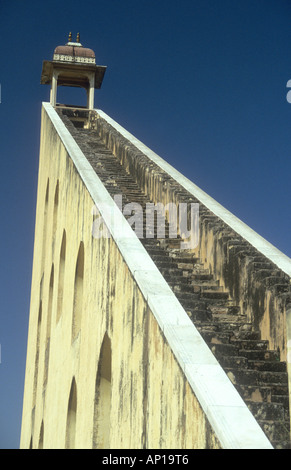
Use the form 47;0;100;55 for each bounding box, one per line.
1;0;291;448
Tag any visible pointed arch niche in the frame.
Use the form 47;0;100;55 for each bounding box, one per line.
41;179;49;270
56;230;66;324
72;242;84;342
65;378;77;449
53;180;59;236
43;265;54;387
33;301;42;406
93;333;112;449
46;265;54;342
38;421;44;449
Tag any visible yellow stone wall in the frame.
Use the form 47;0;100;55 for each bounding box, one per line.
20;107;221;449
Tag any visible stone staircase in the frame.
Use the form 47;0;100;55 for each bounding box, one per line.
141;239;290;448
58;111;290;449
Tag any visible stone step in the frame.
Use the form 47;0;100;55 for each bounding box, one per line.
247;402;286;421
190;280;221;289
182;298;209;310
205;300;239;310
272;395;290;409
271;440;291;450
270;383;289;397
258;420;290;444
174;291;202;302
191;273;214;281
159;238;185;249
177;262;199;270
193;285;225;296
199;331;231;345
171;260;204;270
239;349;280;362
208;342;239;357
200;290;229;300
168;250;200;262
186;309;213;322
212;313;248;323
216;355;249;369
141;224;177;233
230;338;269;351
150;257;179;267
170;282;198;294
248;360;287;373
196;321;252;334
160;267;191;278
231;329;261;341
237;385;273;403
208;305;241;316
141;242;166;252
225;368;288;386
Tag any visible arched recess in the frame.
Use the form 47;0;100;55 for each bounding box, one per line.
93;333;112;449
38;421;44;449
72;242;84;342
33;301;42;406
43;265;54;386
65;377;77;449
46;265;54;339
41;179;49;270
53;180;59;236
56;230;66;324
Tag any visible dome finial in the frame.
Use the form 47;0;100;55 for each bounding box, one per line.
68;32;72;42
76;32;80;43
